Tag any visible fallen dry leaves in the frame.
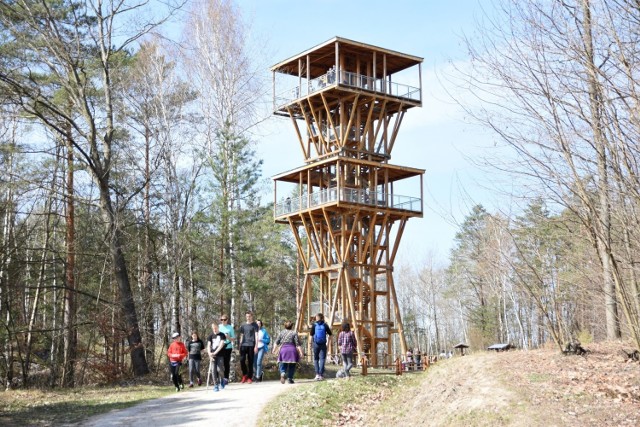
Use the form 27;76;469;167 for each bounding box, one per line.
337;341;640;426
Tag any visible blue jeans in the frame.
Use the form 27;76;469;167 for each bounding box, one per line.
342;352;353;376
313;343;327;376
188;359;201;384
279;362;296;380
254;347;266;379
211;356;224;385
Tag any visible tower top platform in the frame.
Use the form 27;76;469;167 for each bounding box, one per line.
271;36;423;78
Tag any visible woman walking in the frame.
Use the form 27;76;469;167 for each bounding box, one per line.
185;331;205;387
217;314;235;386
254;319;270;382
338;321;357;379
273;320;303;384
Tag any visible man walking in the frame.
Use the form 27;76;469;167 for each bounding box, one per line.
310;313;332;380
238;311;259;383
207;322;227;392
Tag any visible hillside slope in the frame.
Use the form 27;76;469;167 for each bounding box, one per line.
359;342;640;426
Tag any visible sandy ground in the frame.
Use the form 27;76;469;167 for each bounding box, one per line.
81;380;297;427
361;342;640;427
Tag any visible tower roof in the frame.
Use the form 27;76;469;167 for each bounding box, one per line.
271;36;423;78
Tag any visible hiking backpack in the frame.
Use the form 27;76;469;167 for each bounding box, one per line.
314;322;327;344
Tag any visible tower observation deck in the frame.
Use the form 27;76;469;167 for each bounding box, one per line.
271;37;424;366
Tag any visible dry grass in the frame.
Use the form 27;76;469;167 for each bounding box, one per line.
264;341;640;427
0;384;171;426
3;343;639;426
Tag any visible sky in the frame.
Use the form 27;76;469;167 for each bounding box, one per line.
234;0;499;267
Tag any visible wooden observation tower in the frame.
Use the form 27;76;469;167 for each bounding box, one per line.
271;37;424;365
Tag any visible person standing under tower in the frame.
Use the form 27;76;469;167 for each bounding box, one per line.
310;313;332;380
338;321;357;379
238;311;259;383
273;320;303;384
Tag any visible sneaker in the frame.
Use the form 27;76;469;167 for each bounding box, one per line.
180;383;184;389
241;375;248;383
315;375;321;381
280;373;286;384
197;379;202;386
288;379;294;384
319;375;324;381
176;387;180;392
246;378;253;384
214;385;219;392
221;378;227;389
189;383;193;388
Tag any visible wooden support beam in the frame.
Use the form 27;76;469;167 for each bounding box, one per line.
321;92;339;149
372;99;389;154
300;215;322;269
389;274;407;355
287;106;308;158
300;99;321;157
288;220;309;271
388;107;405;154
322;208;341;263
341;94;360;148
389;218;407;265
308;210;330;267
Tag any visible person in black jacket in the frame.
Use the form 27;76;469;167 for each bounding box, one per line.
185;331;205;387
238;311;259;383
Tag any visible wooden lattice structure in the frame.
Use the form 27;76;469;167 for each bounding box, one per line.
271;37;424;366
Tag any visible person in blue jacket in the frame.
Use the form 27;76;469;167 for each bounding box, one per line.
217;314;235;386
253;319;270;382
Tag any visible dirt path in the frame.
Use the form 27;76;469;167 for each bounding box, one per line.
80;380;297;427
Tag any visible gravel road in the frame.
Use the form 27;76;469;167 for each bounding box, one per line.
81;380;297;426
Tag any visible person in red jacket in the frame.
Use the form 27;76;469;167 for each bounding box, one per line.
167;332;188;392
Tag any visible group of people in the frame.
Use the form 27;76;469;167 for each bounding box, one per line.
166;312;358;392
166;311;268;392
404;348;425;371
273;312;358;383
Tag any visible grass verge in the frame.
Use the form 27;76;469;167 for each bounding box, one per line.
0;385;172;426
258;372;423;426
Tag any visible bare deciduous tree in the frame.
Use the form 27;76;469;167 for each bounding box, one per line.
447;0;640;347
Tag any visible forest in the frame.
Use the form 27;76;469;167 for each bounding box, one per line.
2;0;640;390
